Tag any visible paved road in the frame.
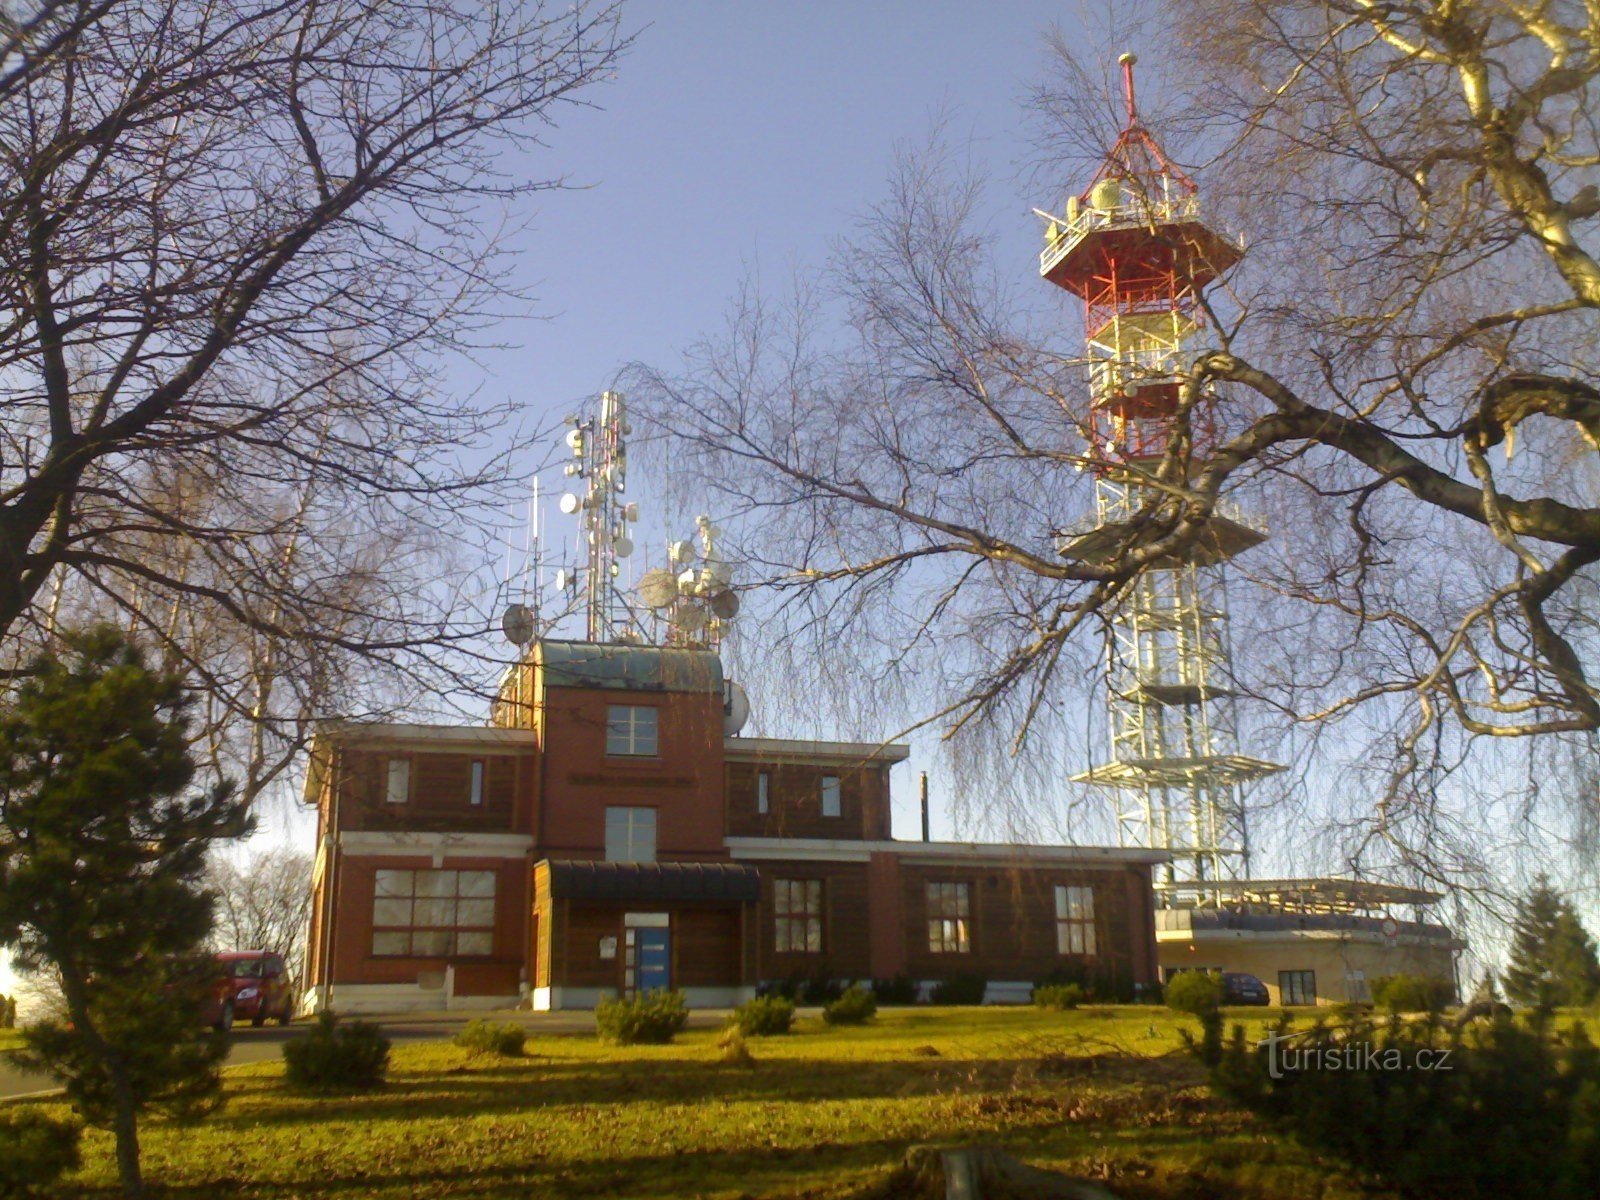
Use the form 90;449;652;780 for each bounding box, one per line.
0;1008;730;1102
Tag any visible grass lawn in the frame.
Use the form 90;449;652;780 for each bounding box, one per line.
0;1027;21;1053
21;1005;1385;1199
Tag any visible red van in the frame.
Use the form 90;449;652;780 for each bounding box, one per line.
211;951;295;1029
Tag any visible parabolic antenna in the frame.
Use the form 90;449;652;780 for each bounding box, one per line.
558;492;581;515
613;535;634;558
638;568;677;609
500;603;535;646
723;680;750;736
554;567;570;591
675;603;708;633
709;589;740;619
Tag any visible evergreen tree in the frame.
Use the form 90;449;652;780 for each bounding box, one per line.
1504;876;1600;1008
0;627;250;1198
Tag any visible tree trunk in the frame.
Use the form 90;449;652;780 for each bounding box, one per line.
112;1080;143;1199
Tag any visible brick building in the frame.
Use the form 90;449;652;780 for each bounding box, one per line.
302;639;1167;1012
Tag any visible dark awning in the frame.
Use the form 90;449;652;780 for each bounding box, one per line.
543;859;761;904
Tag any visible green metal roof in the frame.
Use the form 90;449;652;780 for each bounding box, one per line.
534;639;724;694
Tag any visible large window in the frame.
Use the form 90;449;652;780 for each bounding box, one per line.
774;879;823;953
1055;885;1097;956
820;775;841;817
1279;970;1317;1006
606;705;659;757
605;806;657;863
926;882;971;954
371;869;495;957
385;758;410;804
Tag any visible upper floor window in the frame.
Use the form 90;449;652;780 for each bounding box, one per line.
774;879;823;953
606;705;659;757
1055;885;1096;956
926;882;971;954
371;869;495;957
469;760;485;806
605;806;657;863
385;758;410;804
757;771;770;815
820;775;841;817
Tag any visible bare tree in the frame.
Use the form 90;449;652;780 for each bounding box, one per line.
633;2;1600;885
0;1;629;799
206;847;313;983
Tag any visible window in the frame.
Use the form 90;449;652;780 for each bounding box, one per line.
1055;885;1097;956
774;879;823;953
469;760;484;806
606;705;659;757
605;806;657;863
926;882;971;953
1345;970;1369;1003
371;869;495;957
757;771;770;815
385;758;410;804
820;775;841;817
1279;970;1317;1006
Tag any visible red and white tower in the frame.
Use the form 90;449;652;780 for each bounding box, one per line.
1038;54;1282;890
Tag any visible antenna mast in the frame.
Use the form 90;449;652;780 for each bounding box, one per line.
558;391;639;643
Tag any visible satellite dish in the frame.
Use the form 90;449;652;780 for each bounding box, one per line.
613;535;634;558
564;428;585;451
638;568;678;609
710;589;740;620
723;680;750;736
675;604;709;633
554;568;570;591
500;603;535;646
677;567;699;595
668;540;694;565
623;503;640;522
558;493;581;515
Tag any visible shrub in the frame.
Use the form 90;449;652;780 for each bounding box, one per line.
822;985;878;1026
757;968;841;1005
871;974;920;1005
1166;970;1224;1016
1204;1009;1600;1200
728;995;795;1036
0;992;14;1029
282;1012;390;1092
1033;961;1139;1003
929;973;987;1006
1372;974;1455;1014
0;1110;81;1198
595;989;689;1045
717;1027;754;1066
452;1018;526;1056
1033;983;1086;1011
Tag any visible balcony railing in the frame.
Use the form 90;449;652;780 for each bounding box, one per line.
1040;191;1205;278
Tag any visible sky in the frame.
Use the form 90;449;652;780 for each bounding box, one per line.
0;1;1100;999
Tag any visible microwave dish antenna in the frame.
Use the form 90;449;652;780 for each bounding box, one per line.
500;603;535;646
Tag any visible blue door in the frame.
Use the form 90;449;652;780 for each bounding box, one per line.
624;928;668;998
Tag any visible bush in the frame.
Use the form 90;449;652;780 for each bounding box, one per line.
595;989;688;1045
1166;970;1224;1016
282;1012;390;1091
929;973;987;1006
0;1110;81;1198
1204;1009;1600;1200
1033;961;1139;1003
452;1018;526;1056
717;1027;754;1066
1372;974;1455;1014
871;974;921;1005
760;968;843;1005
728;995;795;1036
822;985;878;1026
1033;983;1086;1011
0;992;14;1029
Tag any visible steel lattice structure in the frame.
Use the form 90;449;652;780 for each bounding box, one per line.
1038;55;1282;891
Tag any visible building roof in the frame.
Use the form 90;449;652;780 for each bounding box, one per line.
543;859;762;903
534;639;724;694
722;737;911;766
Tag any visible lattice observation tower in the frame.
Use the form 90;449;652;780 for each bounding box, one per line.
1037;54;1282;890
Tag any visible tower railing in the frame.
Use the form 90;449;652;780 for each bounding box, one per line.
1040;191;1204;277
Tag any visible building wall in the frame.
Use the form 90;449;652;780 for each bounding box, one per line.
725;761;891;841
1158;935;1457;1005
536;686;728;859
336;748;530;834
751;859;875;981
548;900;753;992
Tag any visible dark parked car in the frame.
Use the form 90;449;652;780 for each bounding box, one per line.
1221;972;1271;1006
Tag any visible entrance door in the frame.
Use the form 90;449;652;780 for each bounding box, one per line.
625;924;670;995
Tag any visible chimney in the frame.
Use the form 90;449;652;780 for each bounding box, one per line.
920;771;931;842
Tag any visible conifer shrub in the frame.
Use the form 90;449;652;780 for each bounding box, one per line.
0;1110;80;1198
452;1018;526;1056
728;995;795;1036
871;974;920;1005
282;1012;390;1091
1033;983;1085;1011
822;985;878;1026
1199;1008;1600;1199
1165;970;1224;1016
928;973;987;1005
1372;974;1455;1014
595;989;688;1044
